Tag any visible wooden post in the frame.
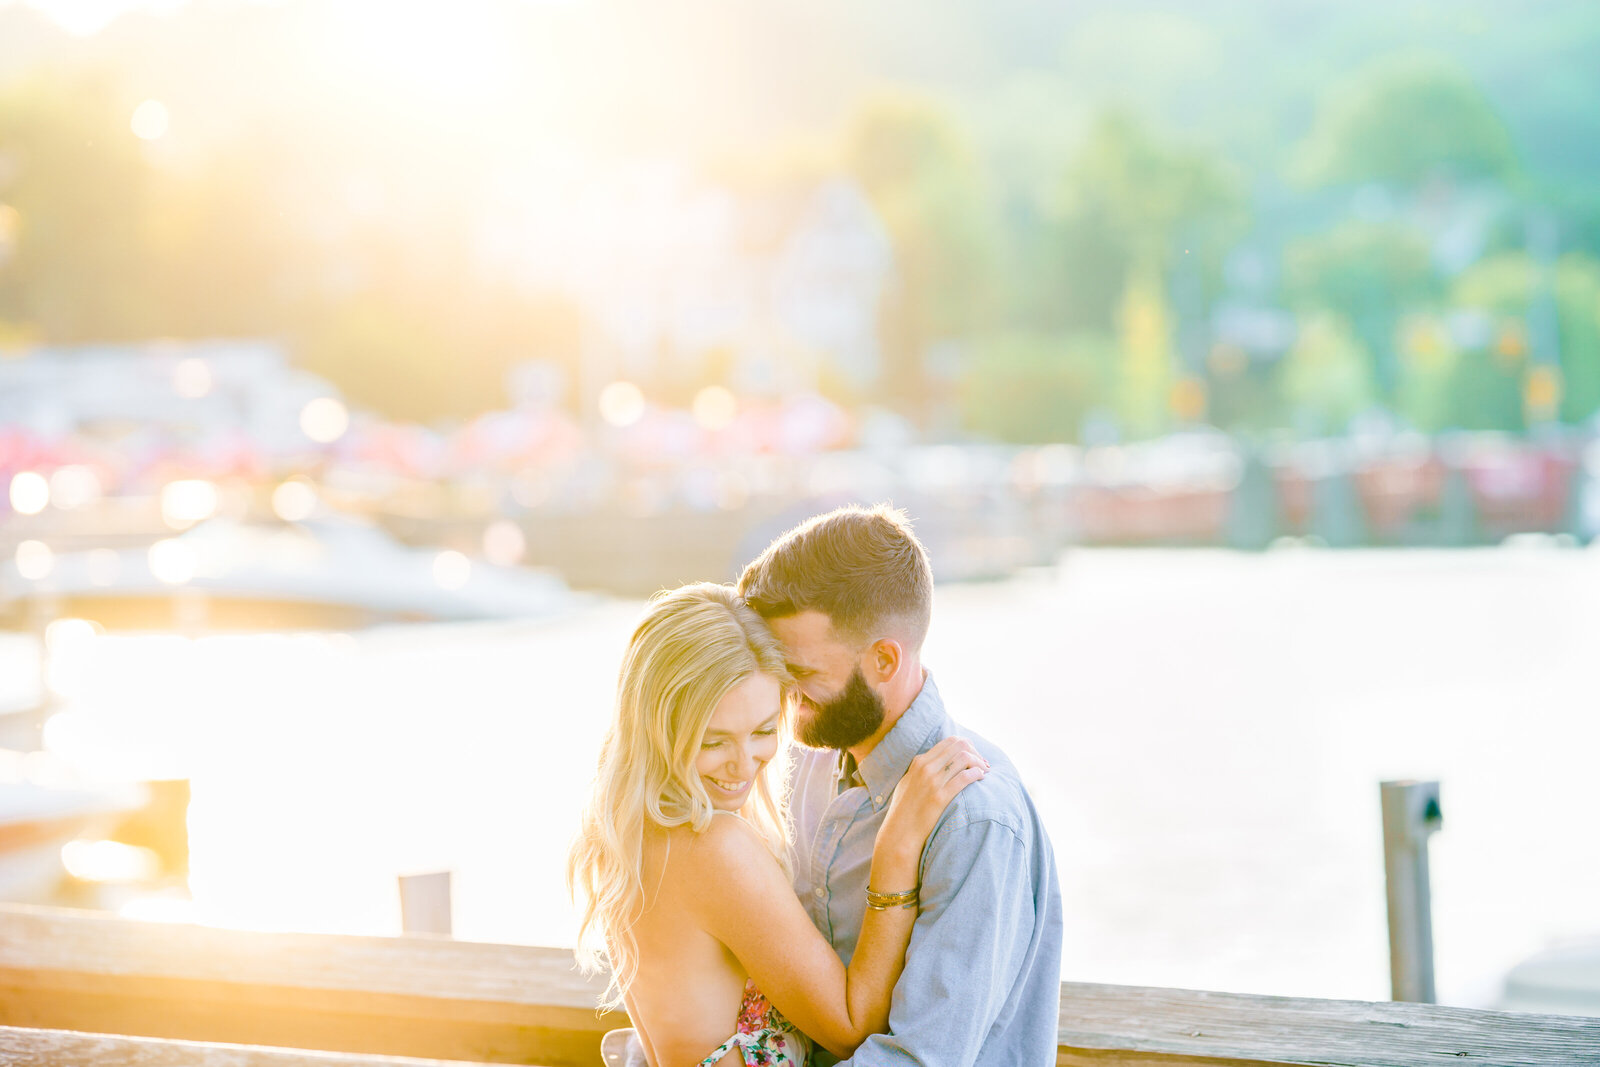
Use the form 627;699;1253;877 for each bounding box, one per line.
1381;779;1442;1003
398;871;452;936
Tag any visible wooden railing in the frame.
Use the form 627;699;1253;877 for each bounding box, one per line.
1;903;1596;1066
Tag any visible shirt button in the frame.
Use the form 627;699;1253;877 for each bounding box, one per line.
873;795;884;805
813;887;826;899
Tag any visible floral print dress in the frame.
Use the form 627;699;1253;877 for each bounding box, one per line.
695;978;810;1066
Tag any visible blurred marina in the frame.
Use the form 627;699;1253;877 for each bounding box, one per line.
3;0;1600;1048
3;340;1597;609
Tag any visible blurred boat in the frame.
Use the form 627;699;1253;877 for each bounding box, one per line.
0;514;577;631
1498;939;1600;1017
0;749;148;901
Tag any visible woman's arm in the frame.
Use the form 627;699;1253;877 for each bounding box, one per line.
685;736;985;1060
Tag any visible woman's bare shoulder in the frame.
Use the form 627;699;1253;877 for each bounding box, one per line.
658;814;780;888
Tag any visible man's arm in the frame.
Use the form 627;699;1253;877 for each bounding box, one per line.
838;815;1035;1067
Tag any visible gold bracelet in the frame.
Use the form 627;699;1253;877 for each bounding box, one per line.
865;886;919;911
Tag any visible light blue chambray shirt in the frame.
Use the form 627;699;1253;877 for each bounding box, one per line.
788;673;1063;1067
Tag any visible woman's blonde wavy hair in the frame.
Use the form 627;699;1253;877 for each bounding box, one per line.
566;582;794;1008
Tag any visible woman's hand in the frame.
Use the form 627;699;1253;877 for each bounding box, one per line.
875;736;988;870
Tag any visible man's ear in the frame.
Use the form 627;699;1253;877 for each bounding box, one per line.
865;638;902;684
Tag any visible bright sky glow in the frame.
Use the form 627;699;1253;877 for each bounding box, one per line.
15;0;186;37
131;99;170;140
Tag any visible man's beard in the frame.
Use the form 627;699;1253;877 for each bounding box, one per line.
796;667;885;750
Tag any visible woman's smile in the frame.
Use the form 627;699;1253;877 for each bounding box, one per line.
696;672;783;811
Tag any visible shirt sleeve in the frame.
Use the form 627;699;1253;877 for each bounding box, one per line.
836;815;1034;1067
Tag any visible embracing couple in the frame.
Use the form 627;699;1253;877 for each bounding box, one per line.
568;505;1063;1067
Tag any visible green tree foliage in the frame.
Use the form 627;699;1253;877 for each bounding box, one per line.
1283;223;1438;315
6;1;1600;439
297;296;465;425
1278;313;1378;434
1552;255;1600;422
844;92;995;421
1393;316;1459;433
959;331;1114;443
1430;256;1531;430
1042;113;1246;440
1445;347;1526;431
1281;221;1439;397
297;285;585;424
1450;250;1600;424
1056;112;1246;331
140;146;301;339
1114;268;1174;438
1294;55;1518;188
0;75;147;341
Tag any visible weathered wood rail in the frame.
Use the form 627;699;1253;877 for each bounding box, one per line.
1;903;1596;1066
0;1025;481;1067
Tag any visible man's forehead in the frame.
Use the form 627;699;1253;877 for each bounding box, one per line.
768;609;842;660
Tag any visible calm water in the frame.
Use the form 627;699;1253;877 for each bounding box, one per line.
8;546;1600;1008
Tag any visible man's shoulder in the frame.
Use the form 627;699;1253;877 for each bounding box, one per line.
926;719;1041;841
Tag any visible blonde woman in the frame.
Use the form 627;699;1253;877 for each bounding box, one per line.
568;583;985;1067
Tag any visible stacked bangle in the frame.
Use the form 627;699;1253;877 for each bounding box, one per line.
865;886;920;911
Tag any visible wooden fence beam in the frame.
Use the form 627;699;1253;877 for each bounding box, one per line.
0;1024;507;1067
3;904;1597;1066
0;904;621;1066
1055;982;1600;1066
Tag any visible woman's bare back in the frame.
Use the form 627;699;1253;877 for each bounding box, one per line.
625;820;765;1066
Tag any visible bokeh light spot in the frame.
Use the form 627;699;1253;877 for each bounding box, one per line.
272;478;319;522
482;519;525;567
432;549;472;590
300;397;350;444
148;539;197;585
15;540;54;581
598;381;646;427
160;479;219;529
692;386;738;431
173;357;213;398
49;465;102;510
0;204;19;263
45;617;100;654
9;471;49;515
131;99;170;141
62;839;161;883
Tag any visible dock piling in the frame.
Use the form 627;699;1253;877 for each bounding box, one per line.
398;871;452;937
1380;779;1442;1003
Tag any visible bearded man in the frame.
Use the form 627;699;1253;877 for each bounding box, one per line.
738;504;1062;1067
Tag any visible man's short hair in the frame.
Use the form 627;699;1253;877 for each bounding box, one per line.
737;504;933;650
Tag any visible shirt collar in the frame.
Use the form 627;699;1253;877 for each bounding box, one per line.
837;671;945;807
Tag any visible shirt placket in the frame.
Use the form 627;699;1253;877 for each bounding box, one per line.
810;785;866;944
